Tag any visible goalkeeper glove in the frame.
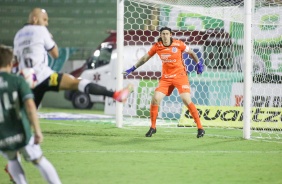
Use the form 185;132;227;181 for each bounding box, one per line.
124;66;136;77
196;62;204;74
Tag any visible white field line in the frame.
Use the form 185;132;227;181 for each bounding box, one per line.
41;122;84;126
44;150;282;154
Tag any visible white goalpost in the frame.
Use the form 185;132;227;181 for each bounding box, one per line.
243;0;252;139
116;0;125;128
116;0;282;140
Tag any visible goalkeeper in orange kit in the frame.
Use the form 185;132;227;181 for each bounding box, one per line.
124;27;205;138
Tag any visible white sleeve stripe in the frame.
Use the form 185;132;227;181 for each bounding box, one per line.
47;45;55;52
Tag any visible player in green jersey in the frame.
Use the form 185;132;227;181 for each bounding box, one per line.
0;45;61;184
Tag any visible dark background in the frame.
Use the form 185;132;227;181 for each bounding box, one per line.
0;0;117;59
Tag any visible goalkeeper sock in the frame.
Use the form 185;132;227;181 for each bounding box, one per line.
187;103;203;129
150;105;158;129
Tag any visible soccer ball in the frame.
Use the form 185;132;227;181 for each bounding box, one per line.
19;68;38;89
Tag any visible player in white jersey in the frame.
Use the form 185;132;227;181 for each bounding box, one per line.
7;7;133;182
14;23;55;85
13;8;133;108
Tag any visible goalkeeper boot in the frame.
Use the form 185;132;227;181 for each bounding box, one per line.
197;129;205;138
113;83;134;103
145;127;156;137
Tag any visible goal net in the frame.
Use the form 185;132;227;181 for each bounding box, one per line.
118;0;282;140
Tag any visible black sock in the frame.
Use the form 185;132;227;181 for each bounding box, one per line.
85;83;114;97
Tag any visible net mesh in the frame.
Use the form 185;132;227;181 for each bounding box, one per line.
122;0;282;140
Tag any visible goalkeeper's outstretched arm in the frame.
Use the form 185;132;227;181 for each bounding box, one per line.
186;49;199;64
135;53;152;68
124;53;152;76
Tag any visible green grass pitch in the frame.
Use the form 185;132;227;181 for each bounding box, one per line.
0;108;281;184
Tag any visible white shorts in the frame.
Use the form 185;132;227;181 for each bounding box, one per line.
0;136;43;161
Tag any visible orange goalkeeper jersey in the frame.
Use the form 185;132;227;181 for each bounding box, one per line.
148;39;189;78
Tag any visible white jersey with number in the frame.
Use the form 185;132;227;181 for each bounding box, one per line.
13;24;56;85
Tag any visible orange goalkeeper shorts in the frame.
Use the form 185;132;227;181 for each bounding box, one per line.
155;72;191;96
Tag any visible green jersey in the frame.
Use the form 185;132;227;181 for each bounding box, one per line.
0;72;34;151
